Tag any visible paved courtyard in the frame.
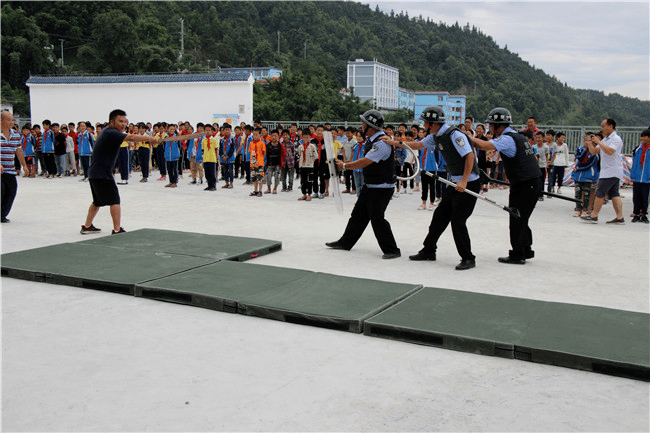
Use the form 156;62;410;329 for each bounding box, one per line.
2;173;648;432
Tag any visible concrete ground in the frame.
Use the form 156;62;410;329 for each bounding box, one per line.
2;170;649;432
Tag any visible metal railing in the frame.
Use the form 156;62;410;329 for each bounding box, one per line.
262;121;646;156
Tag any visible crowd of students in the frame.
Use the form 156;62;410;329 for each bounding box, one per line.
12;116;650;223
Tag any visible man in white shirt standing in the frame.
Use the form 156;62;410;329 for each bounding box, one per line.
581;118;625;224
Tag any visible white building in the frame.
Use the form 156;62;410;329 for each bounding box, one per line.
26;73;254;127
347;59;399;110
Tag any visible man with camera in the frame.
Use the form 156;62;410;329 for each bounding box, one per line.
580;118;625;224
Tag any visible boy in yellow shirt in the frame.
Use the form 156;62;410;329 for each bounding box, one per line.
201;124;219;191
136;123;151;182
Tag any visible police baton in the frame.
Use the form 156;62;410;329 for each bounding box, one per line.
424;171;521;219
479;169;582;203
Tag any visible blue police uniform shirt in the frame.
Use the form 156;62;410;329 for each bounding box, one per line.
364;131;394;188
420;124;479;183
489;126;517;158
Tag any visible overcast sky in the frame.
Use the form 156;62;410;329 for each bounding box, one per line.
363;1;649;101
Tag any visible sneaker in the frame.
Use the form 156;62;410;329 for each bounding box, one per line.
393;192;400;198
573;211;582;217
117;180;128;185
319;194;325;199
606;217;625;225
189;179;197;184
80;224;101;234
111;227;126;234
157;176;166;181
641;215;649;224
428;203;435;211
400;189;407;194
631;215;640;223
418;203;426;210
413;186;420;192
257;191;263;197
140;178;148;183
581;215;598;223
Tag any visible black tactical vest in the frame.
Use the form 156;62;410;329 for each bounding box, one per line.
435;126;479;177
501;132;542;184
363;132;395;185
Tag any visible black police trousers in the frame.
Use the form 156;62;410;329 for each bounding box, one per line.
508;177;542;260
336;185;400;255
421;179;480;261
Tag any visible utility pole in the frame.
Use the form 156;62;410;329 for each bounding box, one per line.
304;41;307;59
277;30;280;53
59;39;65;67
179;17;185;58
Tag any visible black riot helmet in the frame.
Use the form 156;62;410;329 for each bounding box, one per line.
419;105;446;124
359;110;384;130
485;107;513;125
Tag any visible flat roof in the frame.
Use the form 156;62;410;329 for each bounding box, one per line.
27;73;251;85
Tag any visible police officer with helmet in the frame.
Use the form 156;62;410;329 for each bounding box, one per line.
383;105;481;270
471;107;542;264
326;109;401;259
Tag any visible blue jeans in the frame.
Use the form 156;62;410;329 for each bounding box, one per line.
353;172;365;197
223;162;234;183
54;154;66;175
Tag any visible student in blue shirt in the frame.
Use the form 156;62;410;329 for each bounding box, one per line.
630;129;650;223
164;123;181;188
41;119;57;178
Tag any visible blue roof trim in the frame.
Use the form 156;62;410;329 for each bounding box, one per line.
27;73;251;85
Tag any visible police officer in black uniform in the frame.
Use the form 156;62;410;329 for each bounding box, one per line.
471;108;542;264
326;110;401;259
384;106;481;270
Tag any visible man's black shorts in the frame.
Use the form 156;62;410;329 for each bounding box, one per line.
89;178;120;207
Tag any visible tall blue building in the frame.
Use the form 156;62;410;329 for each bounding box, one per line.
398;87;415;112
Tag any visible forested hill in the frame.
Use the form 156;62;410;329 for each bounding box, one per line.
2;1;648;125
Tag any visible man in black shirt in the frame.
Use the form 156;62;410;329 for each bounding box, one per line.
80;109;159;235
52;123;67;177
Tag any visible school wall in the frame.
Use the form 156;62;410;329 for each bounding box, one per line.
27;78;254;127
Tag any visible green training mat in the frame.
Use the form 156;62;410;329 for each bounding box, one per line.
136;261;422;333
1;243;217;295
364;287;650;381
74;228;282;261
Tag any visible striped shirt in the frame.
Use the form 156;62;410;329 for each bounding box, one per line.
1;129;22;175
